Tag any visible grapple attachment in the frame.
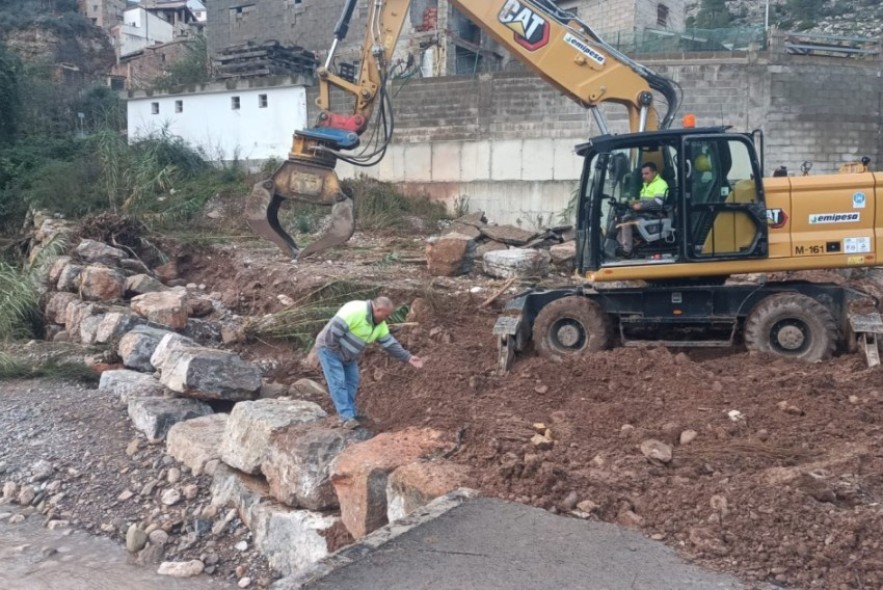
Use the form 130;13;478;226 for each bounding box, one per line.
246;148;355;259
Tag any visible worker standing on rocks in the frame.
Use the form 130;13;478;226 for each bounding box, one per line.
314;296;423;428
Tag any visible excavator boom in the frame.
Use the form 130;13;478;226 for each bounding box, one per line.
247;0;681;258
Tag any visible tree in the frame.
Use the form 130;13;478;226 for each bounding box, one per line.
0;44;21;146
688;0;733;29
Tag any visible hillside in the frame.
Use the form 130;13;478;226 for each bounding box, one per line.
689;0;883;37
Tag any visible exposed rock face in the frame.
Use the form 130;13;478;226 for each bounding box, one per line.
219;400;327;474
160;349;263;401
330;428;454;538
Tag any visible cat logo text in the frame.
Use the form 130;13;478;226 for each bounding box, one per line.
498;0;550;51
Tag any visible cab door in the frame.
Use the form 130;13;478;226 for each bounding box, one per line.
682;135;768;260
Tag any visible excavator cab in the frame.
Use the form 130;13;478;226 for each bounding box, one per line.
577;128;769;274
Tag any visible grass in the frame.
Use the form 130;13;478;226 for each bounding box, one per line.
342;177;449;231
245;280;405;350
0;351;98;383
0;233;67;340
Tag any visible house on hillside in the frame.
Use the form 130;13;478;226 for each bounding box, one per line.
114;6;175;58
125;76;310;165
78;0;126;29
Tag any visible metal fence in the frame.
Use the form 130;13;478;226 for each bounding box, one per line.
603;27;768;54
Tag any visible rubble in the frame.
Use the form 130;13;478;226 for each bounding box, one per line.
76;239;126;266
125;274;167;296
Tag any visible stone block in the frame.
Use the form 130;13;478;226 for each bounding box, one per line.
482;248;551;279
64;301;104;342
479;224;537;246
210;463;271;529
331;428;454;539
219;400;326;475
76;239;126;266
128;397;212;442
125;274;167;296
79;266;126;301
150;333;199;373
386;460;472;522
425;233;476;277
182;318;222;346
263;425;371;511
79;314;105;345
550;241;576;265
476;241;509;258
131;291;188;329
56;264;83;292
94;312;146;344
160;349;262;401
251;504;342;577
44;292;79;324
47;256;72;286
119;326;173;372
99;369;165;402
166;414;229;476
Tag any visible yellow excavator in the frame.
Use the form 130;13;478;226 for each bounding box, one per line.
246;0;882;367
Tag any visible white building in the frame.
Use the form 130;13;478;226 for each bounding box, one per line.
126;77;310;164
118;7;175;57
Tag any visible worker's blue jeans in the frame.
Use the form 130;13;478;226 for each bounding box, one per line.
317;347;360;421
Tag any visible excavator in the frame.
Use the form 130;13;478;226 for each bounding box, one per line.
246;0;883;369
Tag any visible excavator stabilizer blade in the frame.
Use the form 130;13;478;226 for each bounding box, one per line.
246;179;300;258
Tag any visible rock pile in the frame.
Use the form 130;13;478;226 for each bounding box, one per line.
425;212;576;279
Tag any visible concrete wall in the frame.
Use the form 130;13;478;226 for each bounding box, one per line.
119;8;174;57
127;79;309;162
318;49;882;225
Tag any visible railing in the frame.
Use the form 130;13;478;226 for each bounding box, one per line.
779;30;880;58
604;27;767;54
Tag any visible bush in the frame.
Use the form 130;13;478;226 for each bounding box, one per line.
342;177;448;231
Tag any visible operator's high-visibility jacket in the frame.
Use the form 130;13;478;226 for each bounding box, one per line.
640;175;668;200
314;300;411;363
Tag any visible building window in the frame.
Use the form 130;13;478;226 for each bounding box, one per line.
151;102;159;115
258;94;268;108
175;100;183;113
657;3;669;27
231;96;241;110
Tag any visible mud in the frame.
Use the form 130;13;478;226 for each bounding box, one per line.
185;241;883;589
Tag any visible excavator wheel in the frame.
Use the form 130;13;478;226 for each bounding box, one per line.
532;296;612;362
743;293;838;362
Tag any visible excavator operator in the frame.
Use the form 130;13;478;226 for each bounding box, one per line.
617;162;669;255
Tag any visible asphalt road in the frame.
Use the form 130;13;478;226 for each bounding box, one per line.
304;498;757;590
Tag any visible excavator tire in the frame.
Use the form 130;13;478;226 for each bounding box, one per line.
743;293;838;362
532;296;612;362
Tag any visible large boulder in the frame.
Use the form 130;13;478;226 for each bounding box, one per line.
131;290;188;330
479;224;538;246
64;300;104;342
425;233;476;277
150;333;199;372
160;349;262;401
128;397;212;442
76;239;126;266
79;266;126;301
99;369;165;402
166;414;228;476
386;460;472;522
94;312;146;345
56;264;83;292
118;326;173;372
219;400;326;475
550;241;577;267
482;248;551;279
210;463;271;529
330;428;454;539
79;314;105;345
44;292;79;324
251;504;343;577
263;425;372;511
125;274;167;296
47;256;72;286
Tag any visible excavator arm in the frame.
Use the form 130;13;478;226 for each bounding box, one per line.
247;0;681;258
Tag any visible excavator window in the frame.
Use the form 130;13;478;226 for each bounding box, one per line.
683;136;766;260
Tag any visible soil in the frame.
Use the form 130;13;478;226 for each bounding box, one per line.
6;230;883;590
180;238;883;590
